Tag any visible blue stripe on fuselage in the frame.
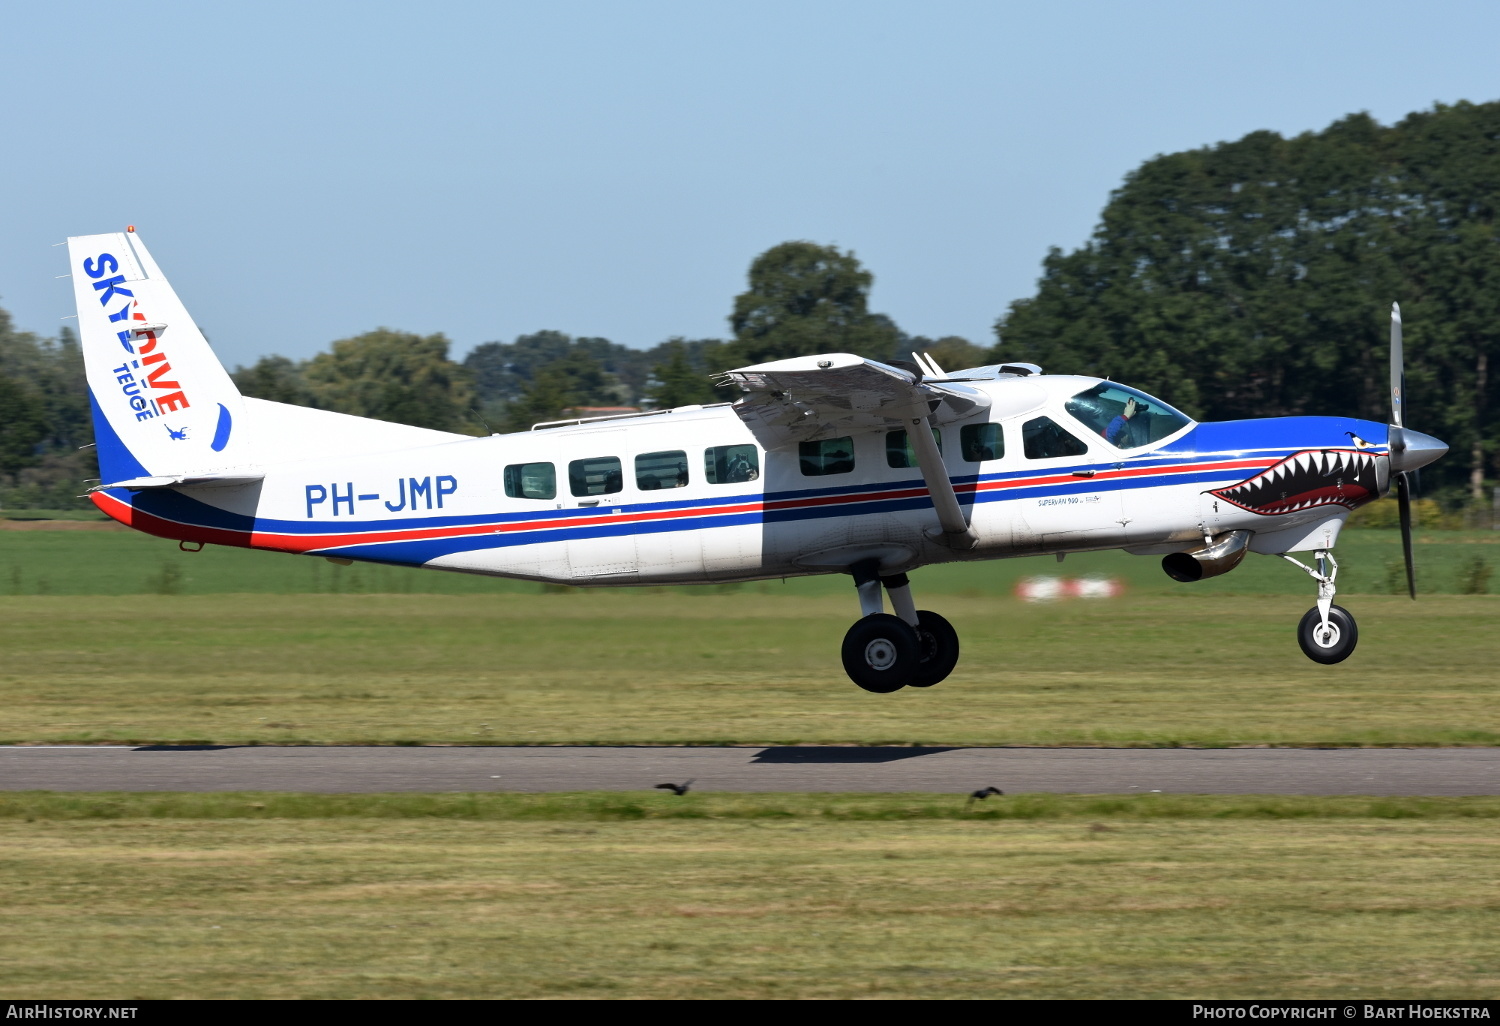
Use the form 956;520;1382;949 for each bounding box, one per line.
116;415;1382;562
1153;417;1388;457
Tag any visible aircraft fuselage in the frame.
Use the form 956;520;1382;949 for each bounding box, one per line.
94;375;1392;587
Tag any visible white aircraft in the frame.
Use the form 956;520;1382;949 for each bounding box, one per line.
69;229;1448;692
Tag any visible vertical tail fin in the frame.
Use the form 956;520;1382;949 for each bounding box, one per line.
68;229;248;484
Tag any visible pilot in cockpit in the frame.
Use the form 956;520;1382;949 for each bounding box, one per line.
1104;396;1140;447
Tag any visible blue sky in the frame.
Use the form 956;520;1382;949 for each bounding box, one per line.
2;0;1498;369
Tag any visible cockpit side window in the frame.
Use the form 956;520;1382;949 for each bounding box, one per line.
1021;416;1089;460
1064;383;1191;450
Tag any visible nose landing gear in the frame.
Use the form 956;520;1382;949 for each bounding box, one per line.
1281;549;1359;664
841;561;960;692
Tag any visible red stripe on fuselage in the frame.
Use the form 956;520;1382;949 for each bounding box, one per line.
970;456;1278;496
93;490;251;547
254;499;772;553
89;454;1293;554
92;489;769;554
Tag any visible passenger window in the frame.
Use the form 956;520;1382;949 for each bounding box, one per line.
885;428;941;469
800;436;856;476
636;450;688;490
568;456;623;496
503;462;556;500
960;423;1003;462
704;444;760;484
1022;417;1089;460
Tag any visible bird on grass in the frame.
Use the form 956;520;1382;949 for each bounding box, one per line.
654;779;695;796
964;786;1004;810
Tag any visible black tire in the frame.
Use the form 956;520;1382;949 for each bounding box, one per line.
907;610;960;688
841;614;921;693
1297;605;1358;664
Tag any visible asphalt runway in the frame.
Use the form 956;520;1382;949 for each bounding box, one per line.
3;745;1499;795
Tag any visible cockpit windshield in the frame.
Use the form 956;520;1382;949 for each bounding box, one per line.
1064;383;1191;450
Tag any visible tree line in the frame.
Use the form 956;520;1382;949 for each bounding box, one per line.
997;100;1500;504
2;99;1497;509
0;313;91;509
228;240;983;436
0;240;977;509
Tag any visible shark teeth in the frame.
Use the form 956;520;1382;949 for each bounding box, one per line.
1209;449;1378;516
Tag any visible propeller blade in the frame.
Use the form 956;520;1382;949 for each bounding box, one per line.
1389;303;1406;464
1390;302;1404;428
1396;471;1416;599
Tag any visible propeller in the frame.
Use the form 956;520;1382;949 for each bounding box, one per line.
1389;303;1416;599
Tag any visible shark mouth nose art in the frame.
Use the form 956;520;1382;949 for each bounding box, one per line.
1209;449;1380;515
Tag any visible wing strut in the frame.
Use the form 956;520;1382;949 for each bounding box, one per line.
718;352;990;549
906;410;977;549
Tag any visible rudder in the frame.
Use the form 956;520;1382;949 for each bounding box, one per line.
68;229;247;484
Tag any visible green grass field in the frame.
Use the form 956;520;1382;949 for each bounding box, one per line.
2;524;1498;596
2;792;1498;999
0;527;1494;745
2;529;1498;998
1;591;1495;746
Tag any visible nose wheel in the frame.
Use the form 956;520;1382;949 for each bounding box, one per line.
841;562;961;692
1297;604;1358;664
1281;549;1359;664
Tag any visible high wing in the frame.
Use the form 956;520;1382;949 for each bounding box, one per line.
717;352;991;449
718;352;987;548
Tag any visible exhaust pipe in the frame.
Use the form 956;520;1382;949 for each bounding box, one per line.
1162;530;1252;583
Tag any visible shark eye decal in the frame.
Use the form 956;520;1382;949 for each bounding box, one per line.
1209;449;1379;516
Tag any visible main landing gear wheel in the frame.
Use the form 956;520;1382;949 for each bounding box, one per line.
907;610;960;688
1297;605;1358;664
841;614;921;693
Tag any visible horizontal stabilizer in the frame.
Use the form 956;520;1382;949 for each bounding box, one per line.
94;470;266;492
717;352;991;448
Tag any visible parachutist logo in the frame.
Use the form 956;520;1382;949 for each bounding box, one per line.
166;425;188;441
